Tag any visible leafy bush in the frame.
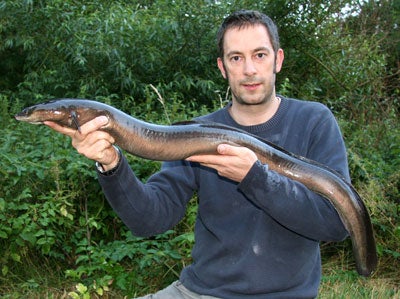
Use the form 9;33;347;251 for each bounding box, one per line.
0;93;200;296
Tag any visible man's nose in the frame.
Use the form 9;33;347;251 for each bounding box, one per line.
243;59;257;76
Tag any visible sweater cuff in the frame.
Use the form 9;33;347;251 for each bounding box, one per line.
238;160;269;193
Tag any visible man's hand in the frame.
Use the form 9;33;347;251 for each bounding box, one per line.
44;116;119;171
186;144;258;182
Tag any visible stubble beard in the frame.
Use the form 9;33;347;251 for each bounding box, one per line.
228;76;276;107
231;87;273;106
224;61;277;107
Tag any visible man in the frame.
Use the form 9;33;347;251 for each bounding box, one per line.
46;9;349;299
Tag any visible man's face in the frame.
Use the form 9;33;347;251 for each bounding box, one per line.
217;24;284;106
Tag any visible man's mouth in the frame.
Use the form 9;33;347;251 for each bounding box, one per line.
243;83;261;90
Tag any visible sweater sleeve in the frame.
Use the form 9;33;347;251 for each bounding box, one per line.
97;156;196;237
238;108;349;242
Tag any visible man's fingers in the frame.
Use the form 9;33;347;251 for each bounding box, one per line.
186;144;243;163
43;116;117;166
185;144;258;182
79;116;109;135
216;144;241;155
44;121;75;136
71;130;115;147
44;116;109;137
186;154;221;164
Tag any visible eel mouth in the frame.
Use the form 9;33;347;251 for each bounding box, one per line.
14;114;42;124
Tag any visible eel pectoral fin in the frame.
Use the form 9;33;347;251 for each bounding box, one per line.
70;111;81;133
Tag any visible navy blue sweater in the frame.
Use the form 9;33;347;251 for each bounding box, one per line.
98;97;349;298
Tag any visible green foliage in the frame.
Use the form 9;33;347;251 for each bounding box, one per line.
341;114;400;265
0;0;398;297
65;230;185;295
0;115;104;263
0;92;199;296
0;0;224;105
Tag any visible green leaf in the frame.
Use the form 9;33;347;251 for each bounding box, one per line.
0;198;5;211
68;292;80;299
76;283;88;294
0;230;8;239
10;253;21;263
20;232;37;244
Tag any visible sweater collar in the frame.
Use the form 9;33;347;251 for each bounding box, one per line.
222;95;288;134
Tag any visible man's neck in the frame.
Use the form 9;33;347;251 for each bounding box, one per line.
229;96;281;126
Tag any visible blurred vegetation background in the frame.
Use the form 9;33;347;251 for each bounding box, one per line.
0;0;398;298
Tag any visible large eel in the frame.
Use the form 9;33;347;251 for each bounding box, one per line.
15;98;378;276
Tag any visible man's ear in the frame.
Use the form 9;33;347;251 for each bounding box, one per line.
217;57;227;79
274;48;284;73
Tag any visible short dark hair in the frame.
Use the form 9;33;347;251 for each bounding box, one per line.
216;10;280;58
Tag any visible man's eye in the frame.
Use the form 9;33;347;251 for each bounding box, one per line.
230;56;241;62
256;53;266;59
